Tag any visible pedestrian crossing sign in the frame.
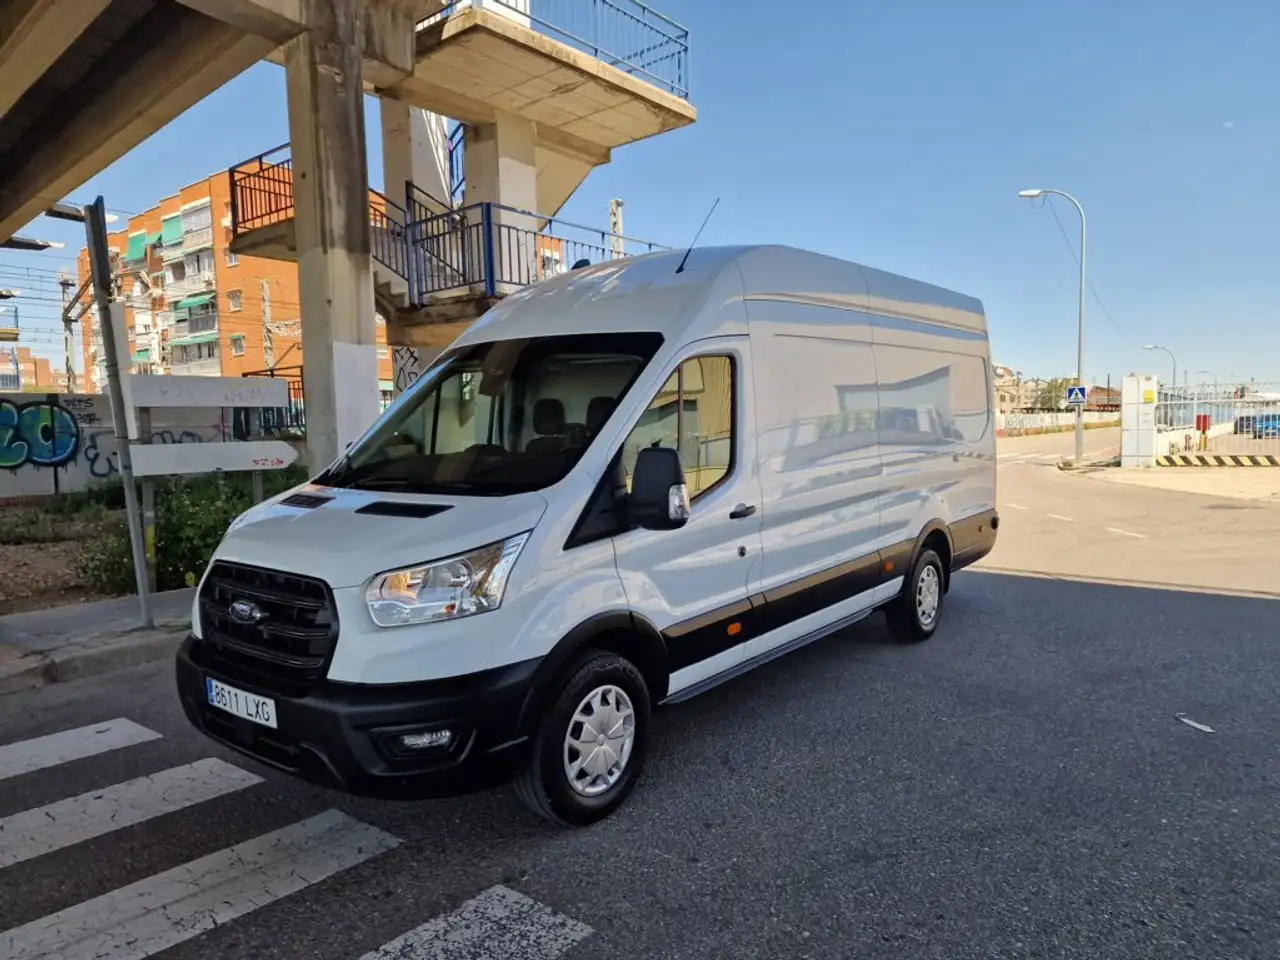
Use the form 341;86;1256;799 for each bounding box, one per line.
1066;385;1088;405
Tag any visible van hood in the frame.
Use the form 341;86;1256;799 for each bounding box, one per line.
212;484;549;588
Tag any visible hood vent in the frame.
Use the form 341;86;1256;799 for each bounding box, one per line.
280;493;333;509
355;501;453;519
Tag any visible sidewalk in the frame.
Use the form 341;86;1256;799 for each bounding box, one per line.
1083;467;1280;502
0;589;194;695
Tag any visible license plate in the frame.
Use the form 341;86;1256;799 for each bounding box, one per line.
206;677;277;729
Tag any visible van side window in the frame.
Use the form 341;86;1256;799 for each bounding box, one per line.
621;355;735;499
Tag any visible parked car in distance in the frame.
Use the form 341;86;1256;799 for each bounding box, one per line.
1252;414;1280;439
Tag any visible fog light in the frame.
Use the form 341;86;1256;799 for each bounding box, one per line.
397;729;453;751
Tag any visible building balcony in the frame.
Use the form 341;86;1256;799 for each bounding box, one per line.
229;145;411;284
398;1;694;151
170;356;222;376
165;272;217;298
182;225;214;252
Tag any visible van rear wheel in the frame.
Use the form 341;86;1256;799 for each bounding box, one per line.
886;547;945;643
514;651;651;827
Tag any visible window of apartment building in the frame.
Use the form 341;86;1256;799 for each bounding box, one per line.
227;290;242;311
181;203;211;233
167;261;186;284
225;249;238;266
230;335;245;357
198;249;215;274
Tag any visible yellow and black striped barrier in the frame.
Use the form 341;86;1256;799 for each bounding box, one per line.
1156;454;1280;467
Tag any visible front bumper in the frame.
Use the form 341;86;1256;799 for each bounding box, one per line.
175;636;539;799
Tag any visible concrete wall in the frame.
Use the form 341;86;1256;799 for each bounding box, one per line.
996;410;1119;436
0;392;226;500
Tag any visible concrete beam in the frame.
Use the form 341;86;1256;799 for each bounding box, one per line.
0;9;275;243
173;0;306;44
362;0;415;88
0;0;113;120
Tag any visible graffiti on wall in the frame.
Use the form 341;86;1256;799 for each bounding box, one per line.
0;399;80;470
0;393;220;494
82;428;208;479
392;346;425;394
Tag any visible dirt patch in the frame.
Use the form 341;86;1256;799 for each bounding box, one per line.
0;506;120;615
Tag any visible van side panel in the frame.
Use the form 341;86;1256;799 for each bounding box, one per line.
864;267;995;553
747;301;885;613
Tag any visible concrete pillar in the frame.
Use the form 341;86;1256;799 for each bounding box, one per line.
380;101;451;212
463;111;539;291
1121;374;1158;467
284;0;381;469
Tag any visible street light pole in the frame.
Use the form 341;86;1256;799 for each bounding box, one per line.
1019;188;1086;463
1143;344;1177;390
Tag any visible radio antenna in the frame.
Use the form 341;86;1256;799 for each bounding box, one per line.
675;198;719;274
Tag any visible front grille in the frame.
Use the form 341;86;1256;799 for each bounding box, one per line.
199;561;338;694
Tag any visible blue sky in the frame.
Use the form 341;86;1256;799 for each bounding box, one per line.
3;0;1277;388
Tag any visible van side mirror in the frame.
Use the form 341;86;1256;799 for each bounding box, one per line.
629;447;690;530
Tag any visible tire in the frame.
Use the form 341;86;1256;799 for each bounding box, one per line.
886;547;946;643
513;650;651;827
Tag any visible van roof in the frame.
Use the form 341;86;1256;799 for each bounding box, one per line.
457;244;986;347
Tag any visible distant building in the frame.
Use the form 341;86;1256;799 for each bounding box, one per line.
77;171;395;404
0;345;66;392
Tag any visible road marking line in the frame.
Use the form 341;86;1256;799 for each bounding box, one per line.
1107;527;1148;539
0;719;160;782
1035;454;1061;461
0;757;261;869
357;885;593;960
1;810;400;960
1046;514;1074;522
1005;503;1028;511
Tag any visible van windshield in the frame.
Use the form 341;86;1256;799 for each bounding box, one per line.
319;332;664;495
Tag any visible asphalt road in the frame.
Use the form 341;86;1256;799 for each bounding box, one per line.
3;437;1278;959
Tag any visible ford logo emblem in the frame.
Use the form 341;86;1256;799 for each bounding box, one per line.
229;599;265;624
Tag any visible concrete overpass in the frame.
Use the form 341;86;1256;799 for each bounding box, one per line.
0;0;695;468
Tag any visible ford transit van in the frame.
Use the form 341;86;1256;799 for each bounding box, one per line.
176;245;998;825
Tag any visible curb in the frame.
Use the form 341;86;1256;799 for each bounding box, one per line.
1156;454;1280;467
0;625;187;697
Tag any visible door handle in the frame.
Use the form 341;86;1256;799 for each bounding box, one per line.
729;503;756;519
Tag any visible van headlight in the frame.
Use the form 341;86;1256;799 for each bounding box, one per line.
365;533;530;628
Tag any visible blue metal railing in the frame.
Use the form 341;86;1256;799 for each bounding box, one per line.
448;122;465;207
418;0;690;100
405;201;665;302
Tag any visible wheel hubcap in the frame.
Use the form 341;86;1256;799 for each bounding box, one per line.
916;564;940;626
563;684;636;797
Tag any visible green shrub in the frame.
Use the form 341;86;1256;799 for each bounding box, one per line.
77;466;310;594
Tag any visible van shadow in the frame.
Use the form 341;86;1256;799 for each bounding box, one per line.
335;568;1280;914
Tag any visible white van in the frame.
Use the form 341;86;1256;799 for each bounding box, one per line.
176;245;998;825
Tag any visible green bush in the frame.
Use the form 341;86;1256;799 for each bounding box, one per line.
77;466;309;595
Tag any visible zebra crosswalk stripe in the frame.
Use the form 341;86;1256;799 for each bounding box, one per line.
356;885;593;960
0;757;261;869
0;719;161;782
1;809;401;960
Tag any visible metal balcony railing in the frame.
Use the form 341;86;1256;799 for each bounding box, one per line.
405;201;664;302
369;191;411;279
418;0;690;100
230;146;411;281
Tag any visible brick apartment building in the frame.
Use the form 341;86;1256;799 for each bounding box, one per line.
79;172;394;400
0;345;69;392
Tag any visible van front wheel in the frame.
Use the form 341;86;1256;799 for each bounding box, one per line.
514;651;651;826
886;547;945;643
